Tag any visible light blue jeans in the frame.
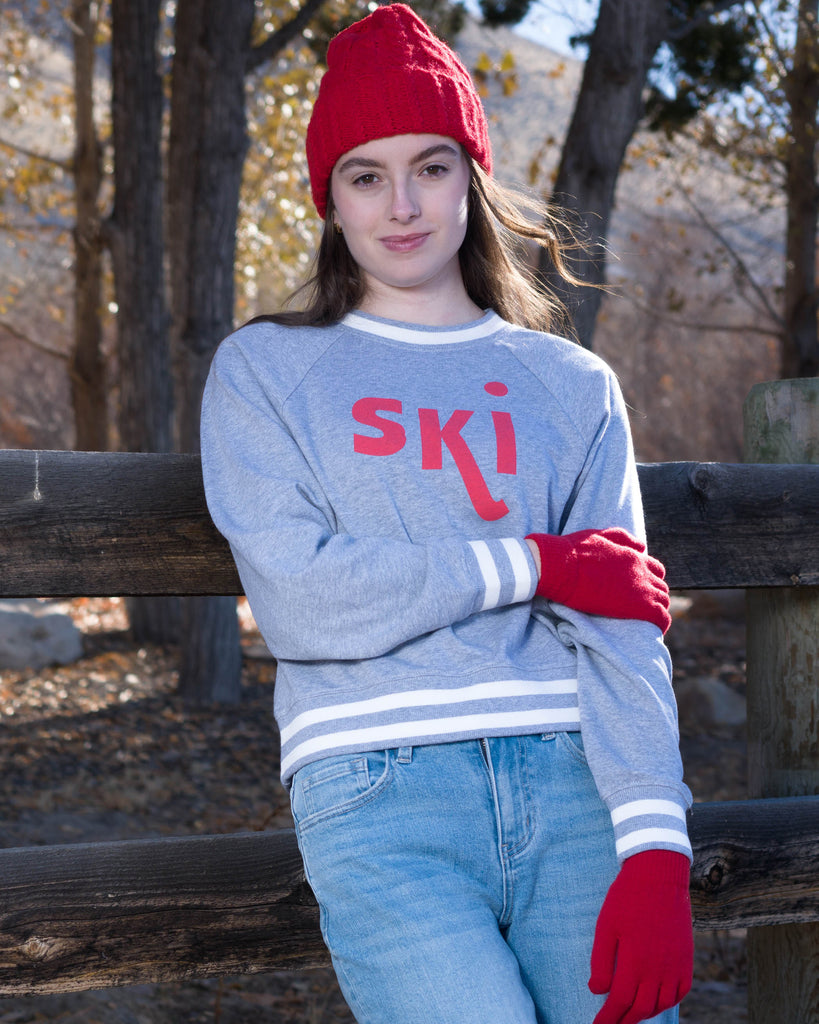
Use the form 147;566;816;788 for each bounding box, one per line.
290;733;679;1024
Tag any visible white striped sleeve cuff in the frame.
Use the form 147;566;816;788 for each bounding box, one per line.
468;538;538;612
611;798;693;861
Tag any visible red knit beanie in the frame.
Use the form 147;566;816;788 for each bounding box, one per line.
306;3;492;219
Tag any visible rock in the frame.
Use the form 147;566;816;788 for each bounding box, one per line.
673;589;747;622
669;594;693;619
675;675;747;731
0;599;83;670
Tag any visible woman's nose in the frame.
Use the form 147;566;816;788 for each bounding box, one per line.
389;180;420;222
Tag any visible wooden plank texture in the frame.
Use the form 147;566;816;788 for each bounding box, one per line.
638;460;819;589
0;798;817;995
0;450;240;596
1;451;819;595
0;830;327;995
743;379;819;1024
689;796;819;930
1;449;818;999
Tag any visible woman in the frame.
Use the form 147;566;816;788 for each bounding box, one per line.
200;6;693;1023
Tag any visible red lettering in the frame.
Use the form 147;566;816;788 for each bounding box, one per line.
418;408;509;522
354;388;517;521
492;411;517;474
352;398;406;456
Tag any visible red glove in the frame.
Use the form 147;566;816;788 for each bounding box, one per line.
525;528;671;633
589;850;693;1024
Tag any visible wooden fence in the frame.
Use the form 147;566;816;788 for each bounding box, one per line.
0;449;817;998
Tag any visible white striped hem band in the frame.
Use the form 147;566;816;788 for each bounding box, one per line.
279;678;578;744
281;705;580;779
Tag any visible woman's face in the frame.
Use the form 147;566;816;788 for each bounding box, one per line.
330;133;472;316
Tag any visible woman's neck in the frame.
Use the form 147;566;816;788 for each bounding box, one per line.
359;277;484;327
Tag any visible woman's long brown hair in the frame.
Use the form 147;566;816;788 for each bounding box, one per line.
246;157;586;335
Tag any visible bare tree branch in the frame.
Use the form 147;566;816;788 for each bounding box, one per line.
748;0;791;73
669;163;787;330
667;0;747;42
245;0;328;74
614;288;781;337
0;215;73;235
0;136;71;172
0;318;70;361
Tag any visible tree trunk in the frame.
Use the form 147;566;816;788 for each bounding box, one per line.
110;0;173;454
166;0;257;703
538;0;670;349
780;0;819;379
109;0;179;645
70;0;107;452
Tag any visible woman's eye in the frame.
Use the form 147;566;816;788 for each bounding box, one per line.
353;172;379;187
421;163;449;178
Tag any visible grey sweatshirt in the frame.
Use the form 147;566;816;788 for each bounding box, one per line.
200;310;692;861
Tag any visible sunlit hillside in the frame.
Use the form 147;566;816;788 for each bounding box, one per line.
456;16;781;463
0;10;781;461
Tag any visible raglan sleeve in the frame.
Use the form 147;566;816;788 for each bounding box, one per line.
199;336;538;662
537;365;693;862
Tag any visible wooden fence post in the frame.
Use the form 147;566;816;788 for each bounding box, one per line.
743;379;819;1024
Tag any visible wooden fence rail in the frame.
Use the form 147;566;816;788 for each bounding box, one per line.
0;449;818;997
0;797;817;996
2;451;819;595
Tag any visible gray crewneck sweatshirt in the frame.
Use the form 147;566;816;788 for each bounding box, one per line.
201;310;692;861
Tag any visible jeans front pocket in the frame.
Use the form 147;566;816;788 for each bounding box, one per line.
290;750;391;831
555;729;588;765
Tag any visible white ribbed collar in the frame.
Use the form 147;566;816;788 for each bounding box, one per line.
342;310;507;345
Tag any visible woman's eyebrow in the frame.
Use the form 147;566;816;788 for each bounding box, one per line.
335;155;384;175
335;143;460;176
411;143;460;163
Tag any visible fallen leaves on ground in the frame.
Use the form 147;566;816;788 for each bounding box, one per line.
0;599;289;848
0;597;748;1022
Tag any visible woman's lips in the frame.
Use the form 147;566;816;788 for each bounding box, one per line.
379;232;430;253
